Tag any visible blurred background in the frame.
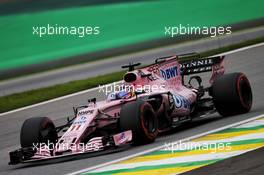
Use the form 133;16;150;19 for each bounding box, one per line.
0;0;263;80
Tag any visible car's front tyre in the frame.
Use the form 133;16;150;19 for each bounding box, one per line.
20;117;58;148
119;100;158;145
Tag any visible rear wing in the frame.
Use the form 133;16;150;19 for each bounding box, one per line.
179;55;225;75
177;53;225;83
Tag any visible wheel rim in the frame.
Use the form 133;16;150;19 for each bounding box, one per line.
142;108;156;134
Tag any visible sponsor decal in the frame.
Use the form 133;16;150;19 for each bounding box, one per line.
172;94;190;109
181;58;214;69
137;70;159;81
70;124;82;131
81;116;86;120
113;130;132;146
77;109;94;116
73;115;87;125
183;66;212;74
160;66;178;80
118;132;126;142
147;64;160;74
73;120;86;125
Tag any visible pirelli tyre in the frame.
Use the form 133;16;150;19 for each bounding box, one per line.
20;117;58;148
211;72;252;116
120;100;158;145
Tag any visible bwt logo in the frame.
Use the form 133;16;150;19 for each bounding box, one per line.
173;94;190;109
160;66;178;80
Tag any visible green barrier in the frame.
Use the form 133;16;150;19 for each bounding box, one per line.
0;0;263;70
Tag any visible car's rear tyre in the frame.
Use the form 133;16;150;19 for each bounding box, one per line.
211;72;252;116
20;117;58;148
120;100;158;145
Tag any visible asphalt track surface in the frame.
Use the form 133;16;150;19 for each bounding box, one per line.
0;44;263;175
183;146;264;175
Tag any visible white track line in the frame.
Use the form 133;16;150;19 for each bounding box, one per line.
213;42;264;56
0;81;121;117
1;42;263;117
66;114;264;175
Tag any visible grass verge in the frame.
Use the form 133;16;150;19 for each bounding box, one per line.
0;36;263;113
0;71;125;113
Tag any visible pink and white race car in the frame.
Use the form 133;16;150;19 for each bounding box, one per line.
9;53;252;164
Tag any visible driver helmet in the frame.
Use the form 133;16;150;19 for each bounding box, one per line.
107;90;133;101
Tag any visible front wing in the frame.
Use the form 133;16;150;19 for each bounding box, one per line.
9;130;132;165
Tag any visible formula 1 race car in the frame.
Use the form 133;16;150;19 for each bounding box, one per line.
9;53;252;165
